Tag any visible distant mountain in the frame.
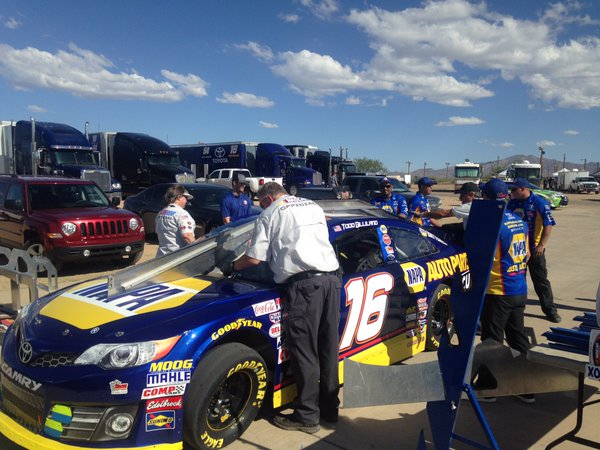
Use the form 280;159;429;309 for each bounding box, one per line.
391;154;598;180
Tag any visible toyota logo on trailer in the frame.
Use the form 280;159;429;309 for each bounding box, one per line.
19;341;33;364
215;147;226;158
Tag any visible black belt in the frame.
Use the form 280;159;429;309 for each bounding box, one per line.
286;270;337;284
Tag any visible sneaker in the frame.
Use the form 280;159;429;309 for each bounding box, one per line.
273;415;320;434
546;313;562;323
478;397;497;403
516;394;536;404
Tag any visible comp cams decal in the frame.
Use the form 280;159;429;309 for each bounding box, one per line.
39;278;212;329
142;384;187;400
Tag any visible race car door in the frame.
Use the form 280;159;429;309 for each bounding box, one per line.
333;223;431;364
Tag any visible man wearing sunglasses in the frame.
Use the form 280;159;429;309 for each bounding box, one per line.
370;177;408;218
233;182;341;433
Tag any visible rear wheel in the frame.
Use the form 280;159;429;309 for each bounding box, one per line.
426;284;454;351
184;343;268;450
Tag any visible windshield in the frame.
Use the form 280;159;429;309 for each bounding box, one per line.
514;167;541;180
187;186;229;207
340;163;357;174
389;178;410;192
290;158;306;168
578;177;596;182
147;155;180;166
29;183;109;209
455;167;480;178
53;150;99;166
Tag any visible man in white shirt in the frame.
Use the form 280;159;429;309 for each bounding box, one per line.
155;185;196;256
233;182;340;433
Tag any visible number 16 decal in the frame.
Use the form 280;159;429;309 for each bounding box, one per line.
339;272;394;351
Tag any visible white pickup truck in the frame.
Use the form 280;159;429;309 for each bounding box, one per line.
569;176;599;194
198;168;283;197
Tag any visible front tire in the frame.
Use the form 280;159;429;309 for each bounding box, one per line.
24;239;62;273
426;284;453;351
184;343;268;450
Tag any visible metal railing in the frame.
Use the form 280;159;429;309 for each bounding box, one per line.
0;247;58;313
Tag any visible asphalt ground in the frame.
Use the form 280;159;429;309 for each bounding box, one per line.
1;186;599;449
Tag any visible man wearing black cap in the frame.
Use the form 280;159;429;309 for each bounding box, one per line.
221;172;253;224
371;177;408;218
408;177;440;227
508;178;561;323
426;181;479;229
156;184;196;256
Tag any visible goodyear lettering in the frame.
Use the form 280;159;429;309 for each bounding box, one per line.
150;359;193;372
426;253;469;282
201;431;224;449
1;362;41;391
211;319;263;341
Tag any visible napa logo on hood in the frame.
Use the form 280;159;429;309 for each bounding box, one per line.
400;262;426;293
40;278;211;329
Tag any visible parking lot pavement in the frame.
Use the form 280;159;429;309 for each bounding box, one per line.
1;190;599;449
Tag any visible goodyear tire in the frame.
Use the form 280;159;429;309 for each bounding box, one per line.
184;343;268;450
426;284;453;351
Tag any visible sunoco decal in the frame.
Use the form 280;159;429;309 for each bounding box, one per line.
39;278;211;329
146;411;175;431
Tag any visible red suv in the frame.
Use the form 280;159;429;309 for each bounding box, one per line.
0;175;145;270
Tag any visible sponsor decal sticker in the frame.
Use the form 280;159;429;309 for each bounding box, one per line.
211;318;263;341
1;362;42;391
379;225;388;233
109;379;128;395
269;323;281;338
340;219;379;231
269;311;281;323
382;234;392;245
400;262;426;293
142;384;187;400
251;299;280;317
426;252;469;282
146;396;183;412
146;411;175;431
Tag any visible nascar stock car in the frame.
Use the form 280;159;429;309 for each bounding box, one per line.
0;200;468;450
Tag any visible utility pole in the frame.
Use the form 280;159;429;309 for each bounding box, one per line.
406;161;412;175
581;158;587;171
445;162;450;181
423;161;427;177
563;153;566;170
539;146;545;180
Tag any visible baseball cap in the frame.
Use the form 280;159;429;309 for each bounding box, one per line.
378;176;392;186
512;178;531;189
417;177;435;187
458;182;480;195
232;173;248;184
480;178;508;199
181;188;194;200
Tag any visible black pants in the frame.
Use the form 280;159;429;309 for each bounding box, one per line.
283;273;341;424
527;251;557;317
481;294;530;355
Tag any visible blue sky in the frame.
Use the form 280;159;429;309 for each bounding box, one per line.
1;0;599;173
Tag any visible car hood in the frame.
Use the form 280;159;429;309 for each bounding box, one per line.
17;275;270;350
30;206;137;221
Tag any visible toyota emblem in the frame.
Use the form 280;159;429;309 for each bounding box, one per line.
19;341;33;364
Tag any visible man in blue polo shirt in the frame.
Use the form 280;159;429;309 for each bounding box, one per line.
370;177;408;218
408;177;441;228
221;172;253;224
508;178;561;323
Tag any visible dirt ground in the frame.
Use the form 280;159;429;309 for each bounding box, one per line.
1;184;599;449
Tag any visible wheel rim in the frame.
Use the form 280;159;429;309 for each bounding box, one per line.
26;243;45;258
206;370;253;431
430;296;454;338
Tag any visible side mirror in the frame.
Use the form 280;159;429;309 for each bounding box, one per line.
5;199;23;211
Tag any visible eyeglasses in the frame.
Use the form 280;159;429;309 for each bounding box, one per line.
382;185;392;189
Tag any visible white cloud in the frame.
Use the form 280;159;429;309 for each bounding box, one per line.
345;96;361;105
217;92;274;108
499;142;515;148
299;0;339;20
538;140;557;148
259;121;278;128
4;17;22;29
27;104;46;113
279;13;300;23
270;0;600;109
0;43;208;102
436;116;484;127
235;41;274;62
564;129;579;135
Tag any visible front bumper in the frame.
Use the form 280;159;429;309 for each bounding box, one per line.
48;241;144;263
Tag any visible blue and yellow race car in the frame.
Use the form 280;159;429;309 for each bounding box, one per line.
0;200;468;450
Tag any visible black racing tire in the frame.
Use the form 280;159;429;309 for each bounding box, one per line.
184;343;268;450
426;284;453;351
